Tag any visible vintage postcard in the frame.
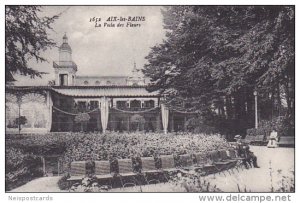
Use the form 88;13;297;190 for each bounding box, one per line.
5;5;295;197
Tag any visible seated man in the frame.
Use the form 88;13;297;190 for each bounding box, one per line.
234;135;260;169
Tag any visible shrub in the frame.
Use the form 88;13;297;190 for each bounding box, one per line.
246;116;290;137
5;147;43;191
61;132;230;173
57;173;70;191
6;132;231;178
170;172;222;192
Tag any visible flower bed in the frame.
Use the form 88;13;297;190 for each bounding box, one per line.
6;132;230;189
61;132;230;172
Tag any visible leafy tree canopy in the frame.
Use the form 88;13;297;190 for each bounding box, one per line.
5;6;59;83
143;6;294;135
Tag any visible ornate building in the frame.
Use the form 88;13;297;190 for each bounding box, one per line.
6;35;189;134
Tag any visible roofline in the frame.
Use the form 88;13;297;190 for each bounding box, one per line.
76;75;130;78
5;85;154;89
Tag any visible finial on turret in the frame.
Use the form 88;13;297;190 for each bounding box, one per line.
63;33;68;43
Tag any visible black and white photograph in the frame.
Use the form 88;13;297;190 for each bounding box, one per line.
4;5;295;195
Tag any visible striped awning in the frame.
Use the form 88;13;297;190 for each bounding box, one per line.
6;86;160;97
50;86;159;97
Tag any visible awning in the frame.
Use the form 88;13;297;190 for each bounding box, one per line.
50;86;159;97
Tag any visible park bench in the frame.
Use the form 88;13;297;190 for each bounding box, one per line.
177;154;204;176
160;155;179;181
67;161;86;181
141;157;161;184
178;154;194;170
117;159;137;187
243;135;255;144
278;136;295;147
209;150;231;174
94;160;113;188
253;134;266;145
193;153;216;175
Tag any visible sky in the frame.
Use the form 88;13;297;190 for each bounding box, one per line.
14;6;166;85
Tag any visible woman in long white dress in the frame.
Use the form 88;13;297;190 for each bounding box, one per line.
267;130;278;148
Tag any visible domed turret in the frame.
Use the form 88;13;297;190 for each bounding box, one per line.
59;33;72;52
59;33;72;62
53;33;77;86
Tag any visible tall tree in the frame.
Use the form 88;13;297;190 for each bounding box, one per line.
143;6;294;135
5;6;59;83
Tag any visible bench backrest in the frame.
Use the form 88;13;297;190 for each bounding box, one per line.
178;154;193;167
209;151;221;162
160;155;175;169
194;153;208;165
70;161;86;176
279;136;295;144
228;149;237;158
141;157;157;171
255;134;265;141
118;159;134;174
244;135;255;142
94;160;111;175
219;150;229;160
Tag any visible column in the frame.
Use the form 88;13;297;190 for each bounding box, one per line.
46;91;53;132
184;115;187;131
156;111;161;132
170;111;174;132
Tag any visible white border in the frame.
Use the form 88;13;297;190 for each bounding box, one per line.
1;1;298;203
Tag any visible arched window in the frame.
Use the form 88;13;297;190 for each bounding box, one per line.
106;81;111;85
95;81;100;85
130;100;141;108
144;100;155;108
84;81;89;85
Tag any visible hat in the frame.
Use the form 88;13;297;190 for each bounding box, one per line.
234;135;242;139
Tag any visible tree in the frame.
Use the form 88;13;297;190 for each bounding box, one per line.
5;6;59;83
143;6;294;136
75;113;91;132
14;116;27;133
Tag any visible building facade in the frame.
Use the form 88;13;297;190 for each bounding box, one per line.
5;35;191;134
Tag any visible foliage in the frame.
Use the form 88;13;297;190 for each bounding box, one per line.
13;116;27;129
143;6;294;136
57;173;70;190
74;113;90;123
61;132;230;173
69;176;110;192
246;116;290;137
171;172;222;192
5;147;43;191
6;132;230;174
5;6;59;82
274;169;294;192
5;133;71;155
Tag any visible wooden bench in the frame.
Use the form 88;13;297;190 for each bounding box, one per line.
94;160;113;188
160;155;179;181
243;135;255;144
141;157;161;184
194;153;217;175
67;161;86;181
253;134;266;145
278;136;295;147
117;159;137;187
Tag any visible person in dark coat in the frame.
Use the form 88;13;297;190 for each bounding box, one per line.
234;135;260;169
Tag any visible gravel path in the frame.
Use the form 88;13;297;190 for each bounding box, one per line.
9;146;294;192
